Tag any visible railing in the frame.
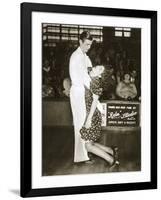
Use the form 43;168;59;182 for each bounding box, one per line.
42;99;140;131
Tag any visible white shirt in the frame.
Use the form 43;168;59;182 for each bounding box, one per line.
69;47;92;89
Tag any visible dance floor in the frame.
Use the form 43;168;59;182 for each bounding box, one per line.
42;126;141;176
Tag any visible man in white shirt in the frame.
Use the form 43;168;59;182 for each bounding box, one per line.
69;31;93;163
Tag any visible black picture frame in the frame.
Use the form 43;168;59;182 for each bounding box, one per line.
20;2;157;198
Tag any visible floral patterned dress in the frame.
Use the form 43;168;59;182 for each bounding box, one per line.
80;76;103;142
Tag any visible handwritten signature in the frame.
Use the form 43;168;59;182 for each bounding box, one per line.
108;111;137;119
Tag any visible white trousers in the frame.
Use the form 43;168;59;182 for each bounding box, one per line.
70;86;89;162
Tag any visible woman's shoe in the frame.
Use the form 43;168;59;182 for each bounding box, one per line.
109;160;120;172
111;146;119;161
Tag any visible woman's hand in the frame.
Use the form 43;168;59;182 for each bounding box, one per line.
84;117;92;129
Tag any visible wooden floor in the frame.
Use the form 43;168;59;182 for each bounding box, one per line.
42;126;141;176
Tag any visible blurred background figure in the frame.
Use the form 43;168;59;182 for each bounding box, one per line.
116;73;137;100
62;78;71;97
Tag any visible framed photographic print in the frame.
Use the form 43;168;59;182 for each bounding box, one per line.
20;2;157;197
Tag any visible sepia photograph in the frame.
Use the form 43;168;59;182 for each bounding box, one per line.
42;23;141;176
21;3;157;197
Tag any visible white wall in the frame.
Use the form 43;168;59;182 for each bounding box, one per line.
0;0;160;199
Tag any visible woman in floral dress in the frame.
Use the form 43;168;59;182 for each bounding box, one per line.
80;65;119;168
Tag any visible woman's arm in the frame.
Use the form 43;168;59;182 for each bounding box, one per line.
84;94;99;128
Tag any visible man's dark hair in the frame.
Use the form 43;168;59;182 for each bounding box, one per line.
79;31;93;42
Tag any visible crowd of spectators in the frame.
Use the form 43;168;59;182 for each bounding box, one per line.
42;41;141;101
42;42;74;98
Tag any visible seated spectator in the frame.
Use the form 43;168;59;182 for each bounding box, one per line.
101;67;116;100
116;73;137;100
116;60;125;83
130;70;137;80
62;78;71;97
130;69;141;99
42;85;54;98
43;60;50;72
43;59;51;85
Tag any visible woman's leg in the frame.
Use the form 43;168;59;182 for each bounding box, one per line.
94;142;113;155
85;141;113;164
